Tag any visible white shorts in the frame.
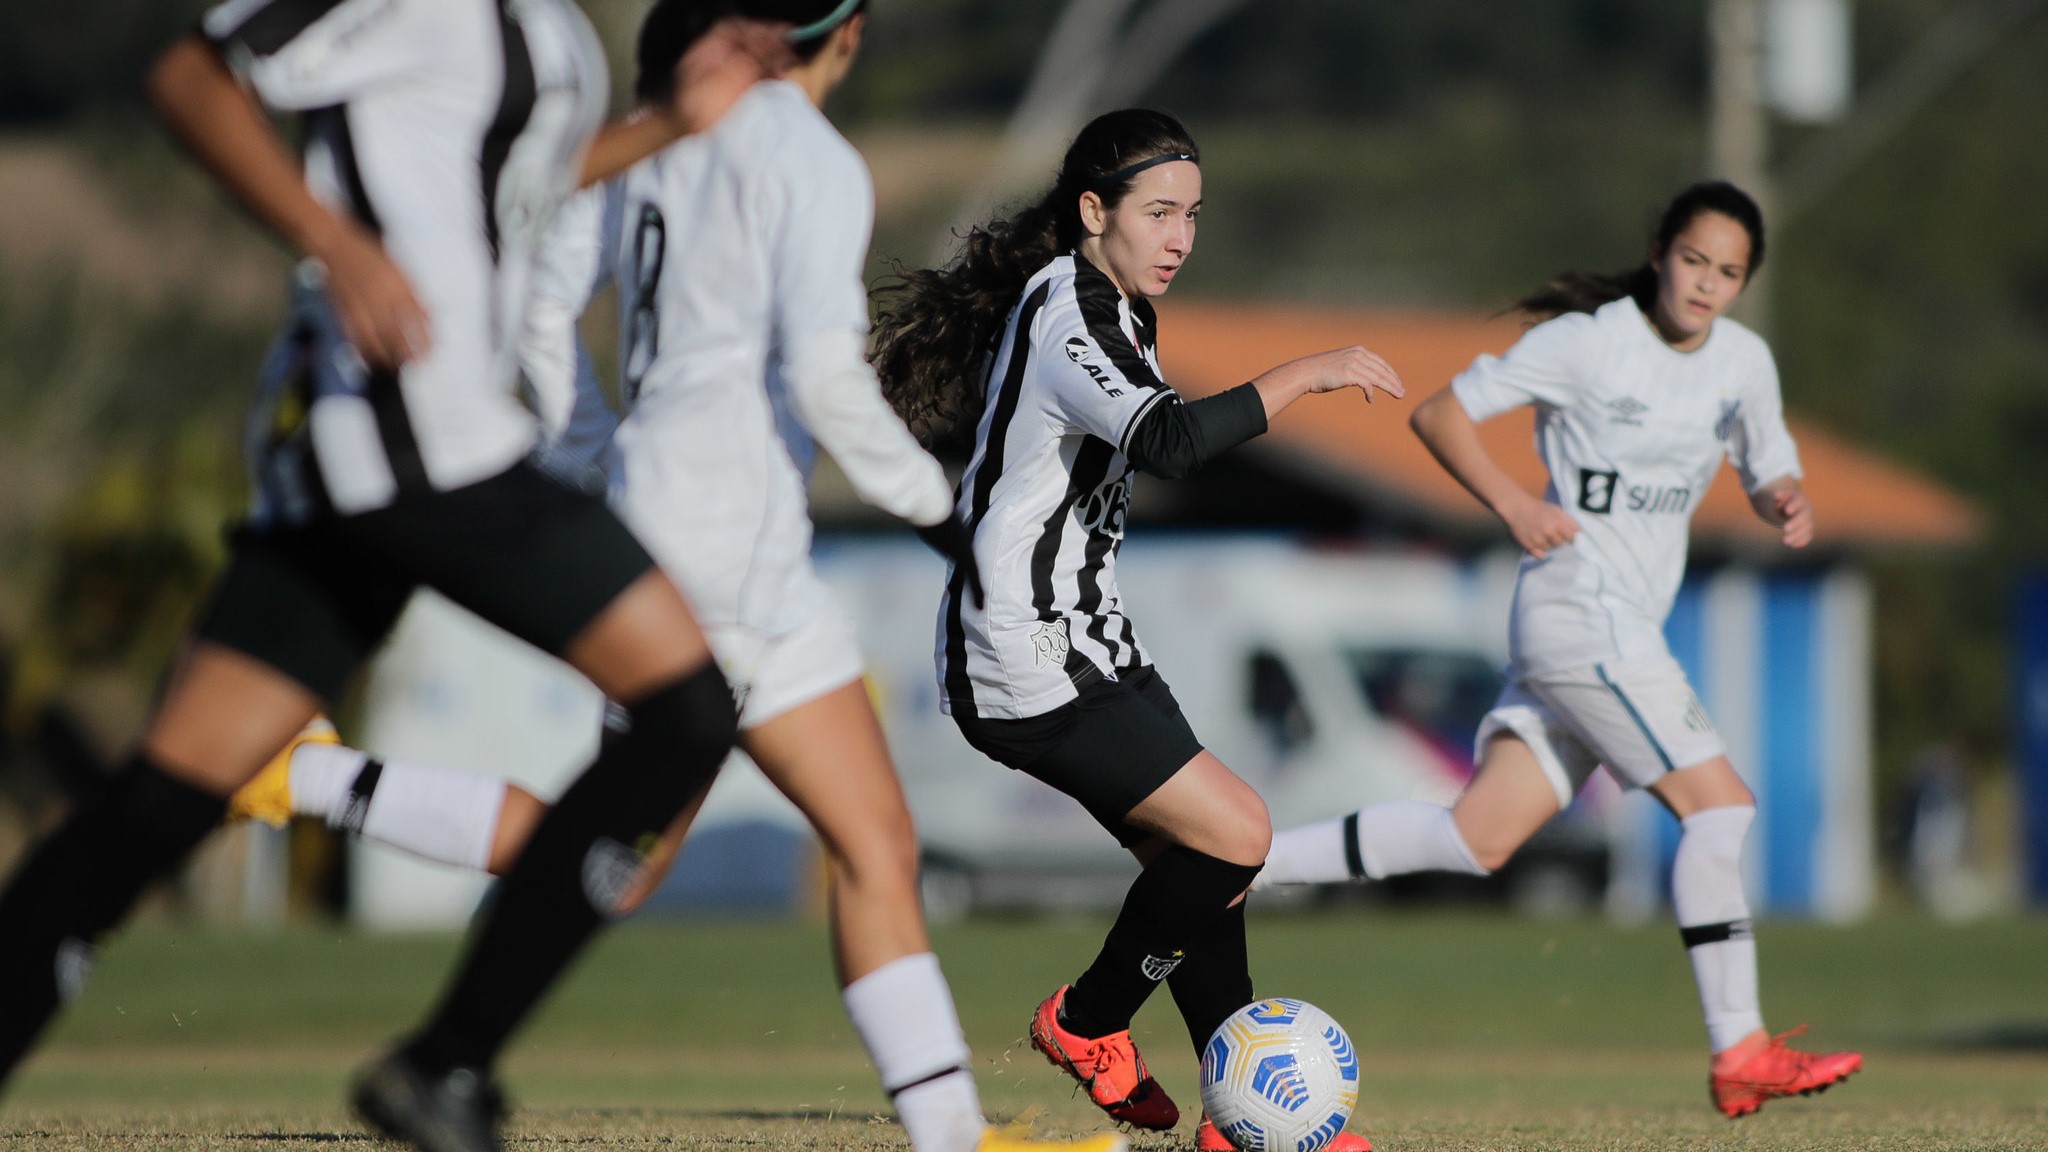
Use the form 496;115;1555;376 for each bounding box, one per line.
1475;657;1725;807
702;564;865;730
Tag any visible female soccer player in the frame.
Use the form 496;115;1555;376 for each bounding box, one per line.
1255;181;1862;1118
230;7;1116;1152
0;2;789;1148
870;109;1401;1151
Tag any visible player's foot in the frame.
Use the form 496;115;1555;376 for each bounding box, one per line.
1196;1115;1371;1152
1029;986;1180;1130
1709;1026;1862;1118
227;717;340;828
978;1127;1131;1152
352;1049;506;1152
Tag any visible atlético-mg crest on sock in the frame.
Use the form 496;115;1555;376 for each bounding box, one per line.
1140;950;1185;981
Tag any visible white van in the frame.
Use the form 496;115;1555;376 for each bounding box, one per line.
815;535;1609;918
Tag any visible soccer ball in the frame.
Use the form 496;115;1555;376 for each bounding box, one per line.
1199;998;1359;1152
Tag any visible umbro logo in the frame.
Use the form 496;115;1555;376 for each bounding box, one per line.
1606;397;1649;425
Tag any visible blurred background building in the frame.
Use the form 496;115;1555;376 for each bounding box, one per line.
2;0;2045;925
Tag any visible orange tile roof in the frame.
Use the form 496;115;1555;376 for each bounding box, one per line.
1155;300;1981;550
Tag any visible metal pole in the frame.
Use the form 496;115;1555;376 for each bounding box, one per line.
1708;0;1773;333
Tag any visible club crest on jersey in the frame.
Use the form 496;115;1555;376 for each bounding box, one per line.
1030;619;1071;668
1062;337;1125;397
1606;396;1649;425
1141;950;1186;981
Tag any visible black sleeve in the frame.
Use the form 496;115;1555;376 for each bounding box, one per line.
1121;382;1268;480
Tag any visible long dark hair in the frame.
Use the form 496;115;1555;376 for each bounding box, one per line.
872;108;1200;446
1514;180;1767;319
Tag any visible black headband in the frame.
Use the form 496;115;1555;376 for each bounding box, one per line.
1097;151;1196;189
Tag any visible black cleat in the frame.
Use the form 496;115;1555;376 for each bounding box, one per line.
352;1050;506;1152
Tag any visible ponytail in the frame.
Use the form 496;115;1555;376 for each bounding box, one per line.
872;109;1200;447
1513;180;1766;321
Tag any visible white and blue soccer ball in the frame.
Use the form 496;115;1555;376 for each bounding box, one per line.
1199;998;1360;1152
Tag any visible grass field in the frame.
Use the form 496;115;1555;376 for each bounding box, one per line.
4;911;2045;1150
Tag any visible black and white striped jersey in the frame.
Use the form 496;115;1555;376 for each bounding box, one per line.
207;0;607;525
937;254;1178;720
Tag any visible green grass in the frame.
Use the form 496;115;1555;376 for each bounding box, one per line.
5;912;2047;1149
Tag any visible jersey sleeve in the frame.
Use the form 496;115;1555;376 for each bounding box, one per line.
1032;292;1175;454
201;0;432;111
1450;311;1595;421
1724;344;1803;491
519;184;611;444
767;137;953;527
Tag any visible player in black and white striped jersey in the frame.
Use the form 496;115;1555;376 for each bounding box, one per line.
0;3;792;1148
872;109;1401;1152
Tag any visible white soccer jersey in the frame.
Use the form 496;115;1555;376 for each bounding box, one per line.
211;0;607;524
1452;296;1802;675
520;182;624;481
937;254;1184;720
525;81;947;638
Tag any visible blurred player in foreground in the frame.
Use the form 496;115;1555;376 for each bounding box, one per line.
870;108;1402;1151
234;4;1118;1152
1256;181;1861;1119
0;1;795;1145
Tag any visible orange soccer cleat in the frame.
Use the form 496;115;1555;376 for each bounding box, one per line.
1195;1115;1371;1152
1029;986;1180;1130
1709;1026;1862;1118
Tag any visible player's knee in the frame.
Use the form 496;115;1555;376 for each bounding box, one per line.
1468;839;1519;874
620;661;739;815
1233;789;1274;864
832;828;922;899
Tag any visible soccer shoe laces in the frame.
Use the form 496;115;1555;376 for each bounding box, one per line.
1087;1035;1132;1079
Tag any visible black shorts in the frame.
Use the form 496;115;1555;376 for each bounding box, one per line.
197;461;655;704
954;665;1204;846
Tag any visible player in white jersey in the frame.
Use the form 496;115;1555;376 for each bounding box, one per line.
0;3;795;1147
221;7;1116;1152
871;110;1402;1152
1256;182;1862;1117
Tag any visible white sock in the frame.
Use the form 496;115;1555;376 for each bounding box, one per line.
842;952;984;1152
1259;802;1488;888
290;743;508;872
1672;805;1764;1053
288;742;372;824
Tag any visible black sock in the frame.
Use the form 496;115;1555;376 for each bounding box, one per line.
1062;846;1260;1039
402;664;736;1074
1167;900;1251;1055
0;756;225;1079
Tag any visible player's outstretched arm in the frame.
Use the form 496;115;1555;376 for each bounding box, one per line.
148;37;428;369
1410;388;1578;559
1248;344;1405;421
1121;346;1405;483
1749;474;1814;548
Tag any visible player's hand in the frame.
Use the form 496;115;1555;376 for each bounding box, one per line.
1271;345;1406;403
915;515;985;608
1501;493;1578;559
308;218;430;370
669;17;798;137
1767;485;1814;548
